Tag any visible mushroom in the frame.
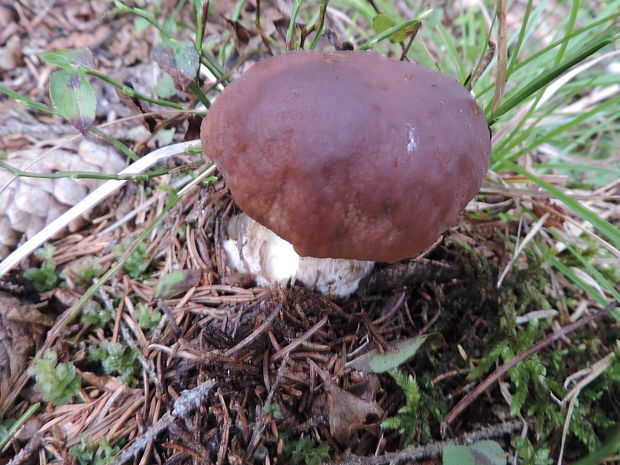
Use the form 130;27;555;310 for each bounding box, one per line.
201;51;491;297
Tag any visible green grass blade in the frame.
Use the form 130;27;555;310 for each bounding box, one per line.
549;258;620;322
549;231;620;304
553;0;580;66
0;85;57;115
493;93;620;166
488;34;616;124
506;163;620;249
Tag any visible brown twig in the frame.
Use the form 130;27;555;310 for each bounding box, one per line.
245;354;290;460
7;435;42;465
272;315;328;361
223;302;283;357
440;302;616;436
216;389;231;465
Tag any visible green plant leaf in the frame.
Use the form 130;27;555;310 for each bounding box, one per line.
372;14;396;34
372;14;416;42
152;39;199;90
28;350;82;405
49;70;96;135
346;333;444;373
154;269;201;298
135;303;162;331
153;72;177;98
40;47;95;71
443;440;507;465
360;9;432;50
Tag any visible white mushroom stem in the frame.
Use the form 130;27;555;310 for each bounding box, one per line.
223;213;374;298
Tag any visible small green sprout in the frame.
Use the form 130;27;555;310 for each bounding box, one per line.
282;435;330;465
80;300;112;329
28;350;81;405
381;370;445;444
264;402;283;420
88;341;140;385
24;244;58;292
135;302;162;330
70;436;119;465
61;256;104;286
112;238;150;280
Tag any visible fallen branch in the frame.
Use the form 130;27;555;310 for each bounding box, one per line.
112;379;216;465
332;420;523;465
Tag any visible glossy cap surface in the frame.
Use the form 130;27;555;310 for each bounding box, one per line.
201;51;491;262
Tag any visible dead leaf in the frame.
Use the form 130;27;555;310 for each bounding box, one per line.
312;361;383;445
326;382;384;444
0;291;50;407
224;17;251;52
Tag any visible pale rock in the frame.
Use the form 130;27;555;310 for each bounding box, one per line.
14;183;50;217
53;178;87;205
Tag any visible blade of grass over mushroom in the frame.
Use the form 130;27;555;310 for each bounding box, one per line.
49;69;96;135
286;0;303;50
491;0;507;113
358;15;427;51
309;0;329;50
506;163;620;250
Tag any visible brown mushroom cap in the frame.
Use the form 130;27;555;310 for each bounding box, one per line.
201;51;491;262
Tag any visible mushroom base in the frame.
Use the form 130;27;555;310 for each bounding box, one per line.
223;213;374;298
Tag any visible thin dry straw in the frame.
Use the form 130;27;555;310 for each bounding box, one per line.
0;140;200;278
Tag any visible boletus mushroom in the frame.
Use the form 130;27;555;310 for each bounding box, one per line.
200;51;491;297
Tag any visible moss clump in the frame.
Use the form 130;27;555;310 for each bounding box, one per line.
410;242;620;457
